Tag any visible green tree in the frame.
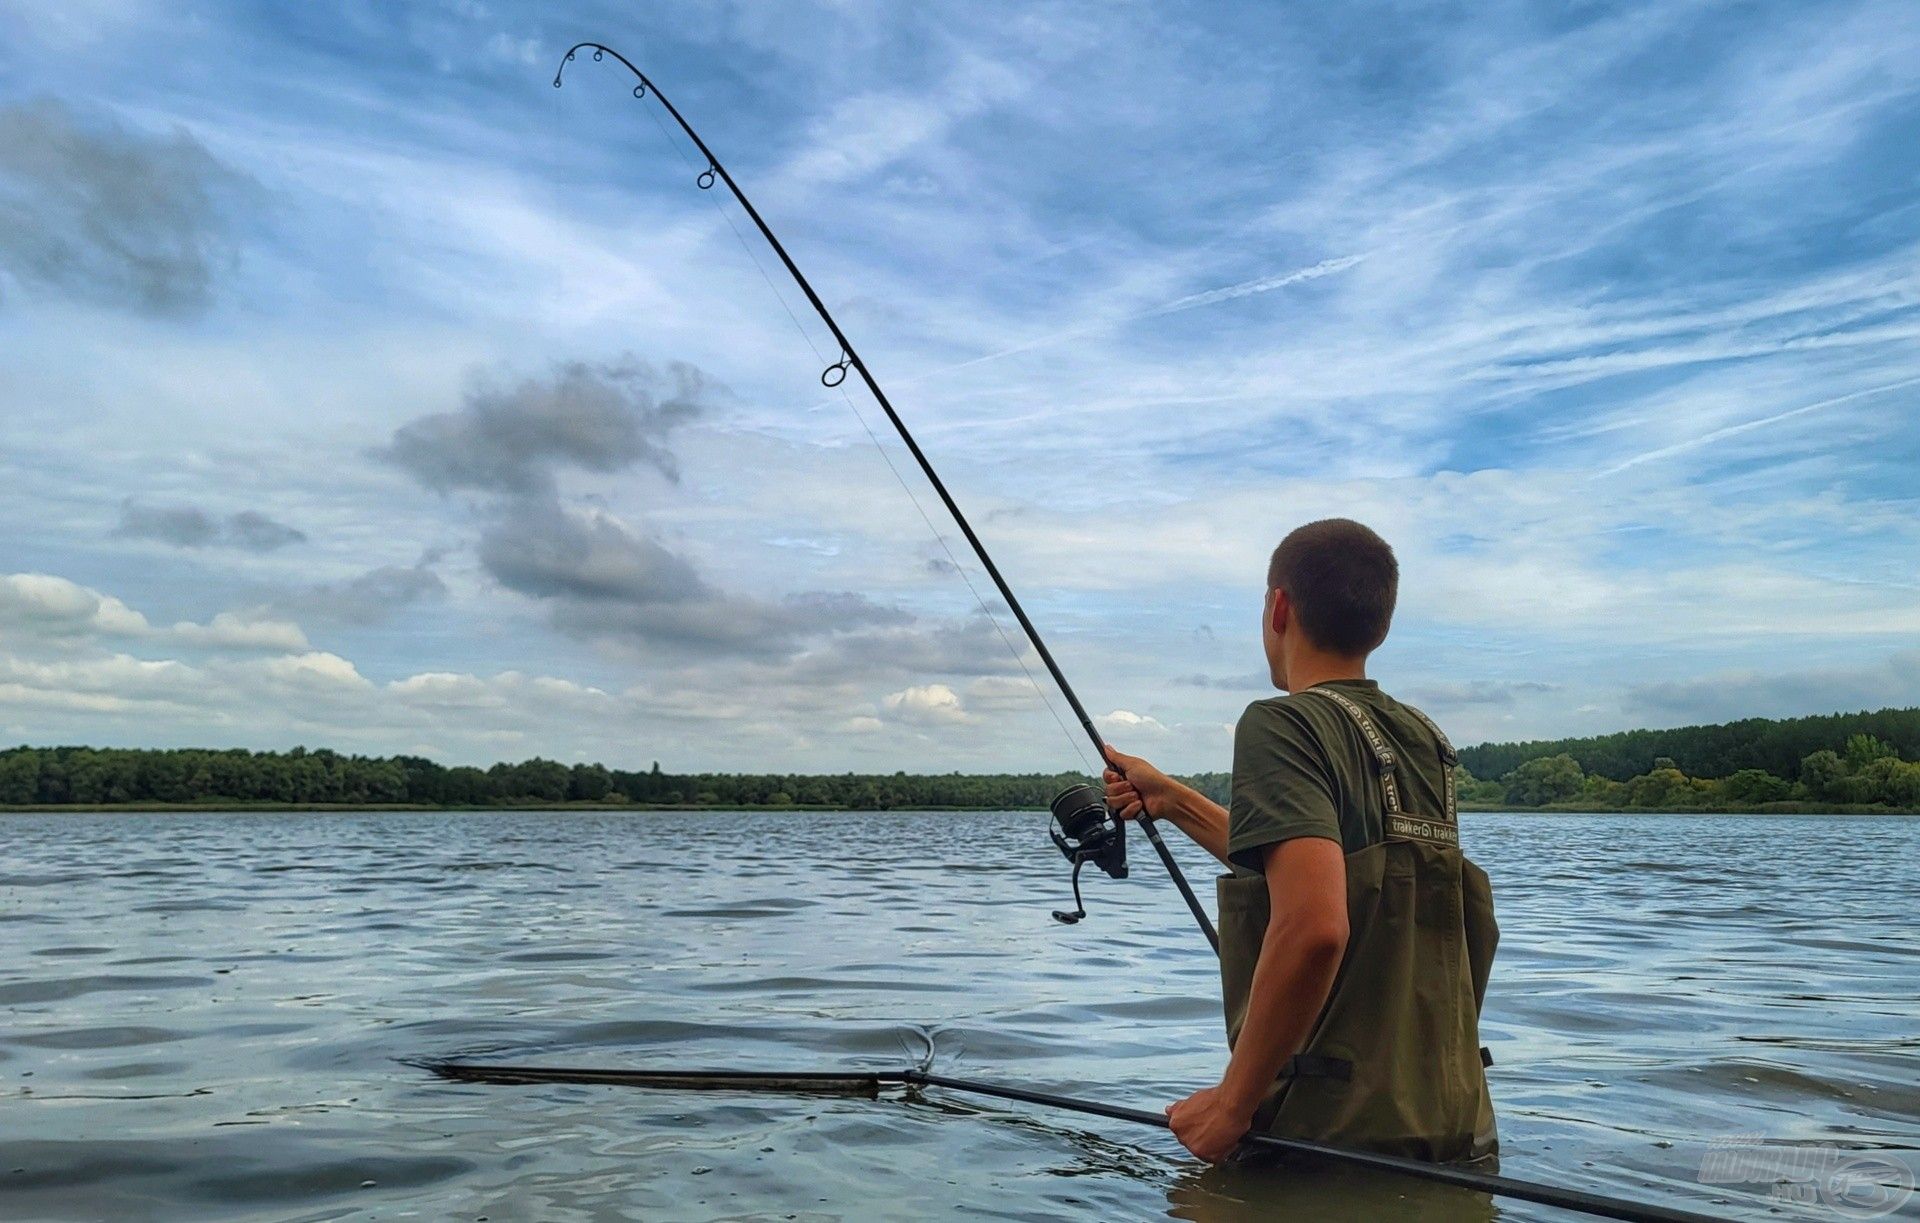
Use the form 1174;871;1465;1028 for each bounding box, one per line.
1580;772;1629;807
568;763;613;802
513;759;570;802
435;766;484;804
1719;768;1790;806
1844;734;1898;770
1627;766;1703;808
1883;759;1920;807
1452;765;1505;805
0;749;41;804
1799;750;1848;801
1501;754;1585;807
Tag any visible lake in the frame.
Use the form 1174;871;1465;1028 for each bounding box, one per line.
2;810;1916;1221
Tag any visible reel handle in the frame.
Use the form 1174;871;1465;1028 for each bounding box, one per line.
1050;856;1089;926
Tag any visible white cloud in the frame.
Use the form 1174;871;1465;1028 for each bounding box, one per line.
250;651;369;692
0;573;152;637
881;682;971;726
169;610;309;652
388;671;506;710
1097;709;1166;735
0;570;1093;769
0;574;307;651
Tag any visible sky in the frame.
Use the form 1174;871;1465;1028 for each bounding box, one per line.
0;0;1916;775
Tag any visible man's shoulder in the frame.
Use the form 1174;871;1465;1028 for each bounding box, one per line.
1359;689;1454;749
1246;684;1442;758
1240;692;1325;728
1237;692;1345;750
1287;682;1427;724
1245;685;1384;721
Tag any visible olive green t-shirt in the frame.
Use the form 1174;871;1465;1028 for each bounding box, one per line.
1226;679;1453;875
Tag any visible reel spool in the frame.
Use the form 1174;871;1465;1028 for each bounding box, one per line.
1048;783;1128;925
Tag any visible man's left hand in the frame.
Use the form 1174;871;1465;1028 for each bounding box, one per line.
1165;1084;1254;1163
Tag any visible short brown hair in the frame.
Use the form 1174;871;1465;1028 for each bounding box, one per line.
1267;519;1398;656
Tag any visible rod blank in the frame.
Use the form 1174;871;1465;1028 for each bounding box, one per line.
425;1061;892;1095
422;1060;1727;1223
553;42;1219;954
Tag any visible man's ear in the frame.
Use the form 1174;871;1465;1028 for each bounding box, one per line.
1269;588;1290;637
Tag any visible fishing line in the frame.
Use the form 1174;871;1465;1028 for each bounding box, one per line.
557;43;1214;945
627;72;1095;775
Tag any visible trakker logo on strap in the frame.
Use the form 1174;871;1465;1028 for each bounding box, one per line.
1388;814;1460;847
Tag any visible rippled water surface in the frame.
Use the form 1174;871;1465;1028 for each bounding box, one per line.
3;810;1916;1222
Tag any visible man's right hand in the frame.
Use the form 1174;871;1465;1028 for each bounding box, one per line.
1104;746;1180;821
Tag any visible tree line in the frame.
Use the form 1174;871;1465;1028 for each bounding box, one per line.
0;743;1231;810
1460;733;1920;812
2;703;1914;812
1455;705;1920;782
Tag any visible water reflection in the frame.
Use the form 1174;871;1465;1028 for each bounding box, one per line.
1167;1158;1499;1223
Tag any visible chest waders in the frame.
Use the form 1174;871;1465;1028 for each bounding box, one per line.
1216;688;1501;1163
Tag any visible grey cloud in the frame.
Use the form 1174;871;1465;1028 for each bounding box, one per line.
1173;671;1271;690
226;511;308;552
292;562;448;626
0;98;250;315
1403;680;1562;707
379;359;719;496
116;501;216;547
788;613;1032;684
393;356;915;662
116;499;307;552
1626;652;1920;724
480;500;708;606
551;591;907;660
478;501;906;659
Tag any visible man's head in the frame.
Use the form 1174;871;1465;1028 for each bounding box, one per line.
1262;518;1398;691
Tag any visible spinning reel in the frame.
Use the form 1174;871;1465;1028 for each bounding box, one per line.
1047;783;1128;925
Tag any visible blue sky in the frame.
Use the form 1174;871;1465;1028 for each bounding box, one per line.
1;0;1916;773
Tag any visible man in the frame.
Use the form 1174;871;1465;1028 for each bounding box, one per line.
1104;518;1498;1164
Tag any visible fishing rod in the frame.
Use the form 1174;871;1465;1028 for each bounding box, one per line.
553;43;1217;952
423;1059;1729;1223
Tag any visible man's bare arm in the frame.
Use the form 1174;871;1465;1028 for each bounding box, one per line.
1220;836;1349;1114
1166;835;1349;1161
1102;747;1231;865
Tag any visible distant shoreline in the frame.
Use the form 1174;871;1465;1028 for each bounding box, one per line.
2;801;1912;815
9;707;1915;813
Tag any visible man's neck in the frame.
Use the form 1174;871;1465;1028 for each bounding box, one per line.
1286;652;1368;693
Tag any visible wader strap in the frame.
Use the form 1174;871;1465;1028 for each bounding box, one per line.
1404;702;1459;822
1403;703;1458;764
1306;687;1403;816
1280;1052;1353;1082
1306;687;1459;825
1481;1046;1494;1068
1385;812;1460;847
